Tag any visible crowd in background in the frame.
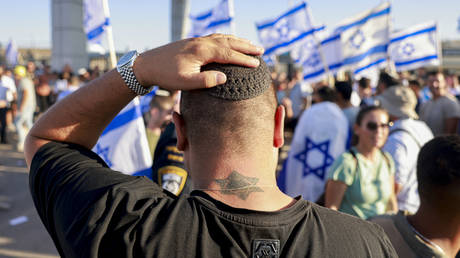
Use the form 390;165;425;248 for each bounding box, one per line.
1;59;460;256
0;62;105;151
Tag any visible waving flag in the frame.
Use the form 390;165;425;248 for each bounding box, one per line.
279;102;348;201
83;0;110;47
256;2;318;56
389;22;439;71
335;2;390;76
5;39;18;67
291;33;342;83
189;0;234;37
93;98;153;176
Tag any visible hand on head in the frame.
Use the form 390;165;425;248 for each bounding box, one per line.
134;34;264;91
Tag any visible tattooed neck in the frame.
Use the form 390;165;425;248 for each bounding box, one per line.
210;171;265;200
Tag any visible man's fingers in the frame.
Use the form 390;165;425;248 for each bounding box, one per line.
212;48;261;68
186;71;227;89
212;35;264;56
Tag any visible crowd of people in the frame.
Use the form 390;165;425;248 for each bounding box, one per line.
0;34;459;257
0;62;104;151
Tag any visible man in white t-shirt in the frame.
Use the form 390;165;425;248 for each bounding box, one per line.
377;86;433;213
420;72;460;136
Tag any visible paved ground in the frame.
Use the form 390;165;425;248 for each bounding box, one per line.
0;134;58;258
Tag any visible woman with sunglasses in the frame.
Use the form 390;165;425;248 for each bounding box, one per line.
325;106;398;219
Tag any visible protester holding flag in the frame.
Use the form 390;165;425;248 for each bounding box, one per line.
280;86;348;202
325;106;398;219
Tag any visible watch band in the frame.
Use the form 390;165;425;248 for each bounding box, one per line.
117;51;153;96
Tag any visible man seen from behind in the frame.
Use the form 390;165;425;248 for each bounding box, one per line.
25;35;396;257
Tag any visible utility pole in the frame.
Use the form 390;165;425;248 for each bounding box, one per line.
171;0;190;42
51;0;88;70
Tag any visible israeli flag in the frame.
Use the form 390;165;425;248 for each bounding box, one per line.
278;102;348;201
83;0;110;46
188;0;234;37
256;2;318;56
291;33;342;83
5;39;18;67
335;2;390;76
93;98;153;176
389;22;439;72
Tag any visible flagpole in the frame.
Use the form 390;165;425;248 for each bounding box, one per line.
101;0;117;69
435;22;443;73
385;1;396;77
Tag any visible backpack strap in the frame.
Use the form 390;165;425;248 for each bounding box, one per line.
389;128;422;148
380;149;392;170
348;148;358;174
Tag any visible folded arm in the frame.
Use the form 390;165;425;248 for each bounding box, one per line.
24;34;263;167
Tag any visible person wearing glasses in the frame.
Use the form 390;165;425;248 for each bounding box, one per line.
325;106;398;219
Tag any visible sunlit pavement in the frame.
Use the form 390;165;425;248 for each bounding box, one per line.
0;138;58;258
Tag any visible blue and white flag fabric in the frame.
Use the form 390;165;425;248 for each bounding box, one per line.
83;0;110;47
188;0;234;37
389;21;439;72
5;39;18;67
93;98;153;176
457;16;460;32
278;102;348;201
256;2;318;57
291;33;342;83
335;2;390;76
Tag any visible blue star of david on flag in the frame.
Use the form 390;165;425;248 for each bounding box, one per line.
275;20;291;41
294;137;335;180
401;42;415;56
303;52;321;67
349;29;365;49
95;143;112;167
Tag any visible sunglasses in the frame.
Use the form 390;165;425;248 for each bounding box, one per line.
365;121;393;131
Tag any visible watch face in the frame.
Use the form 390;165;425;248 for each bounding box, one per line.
118;50;137;66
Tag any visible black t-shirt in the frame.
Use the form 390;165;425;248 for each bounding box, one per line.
29;142;397;258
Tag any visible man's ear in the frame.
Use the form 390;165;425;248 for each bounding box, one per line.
172;111;188;151
274;105;285;148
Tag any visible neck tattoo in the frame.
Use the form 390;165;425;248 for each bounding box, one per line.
195;171;266;200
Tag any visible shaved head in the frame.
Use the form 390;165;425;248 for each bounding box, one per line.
180;57;277;154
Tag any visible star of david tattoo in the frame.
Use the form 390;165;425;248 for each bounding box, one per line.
214;171;264;200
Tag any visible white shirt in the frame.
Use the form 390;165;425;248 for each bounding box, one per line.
383;119;433;213
0;75;16;102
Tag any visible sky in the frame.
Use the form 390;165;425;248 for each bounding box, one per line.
1;0;459;52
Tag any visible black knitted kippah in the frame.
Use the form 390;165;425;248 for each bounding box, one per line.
200;56;271;100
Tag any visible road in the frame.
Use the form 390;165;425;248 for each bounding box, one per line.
0;139;59;258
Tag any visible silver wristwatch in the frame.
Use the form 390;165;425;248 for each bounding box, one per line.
116;50;153;96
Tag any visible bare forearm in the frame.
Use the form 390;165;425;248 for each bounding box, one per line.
325;180;347;211
24;34;264;167
25;70;135;164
